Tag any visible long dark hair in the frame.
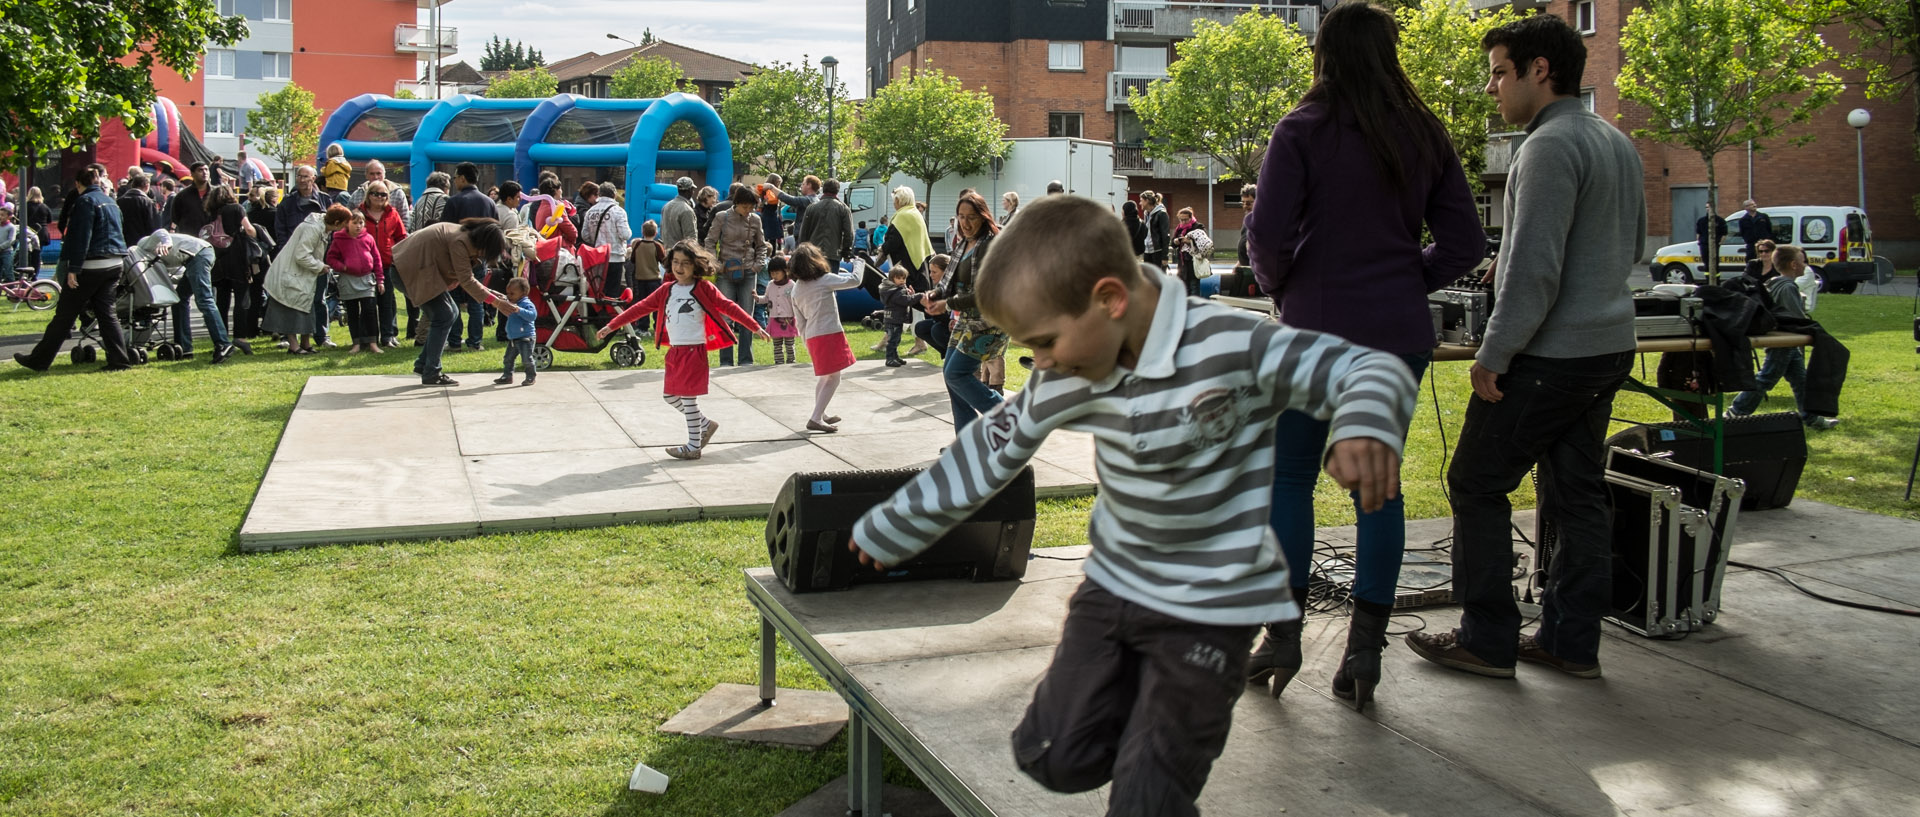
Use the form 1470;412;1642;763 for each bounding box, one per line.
202;184;238;214
458;217;506;262
1301;3;1446;190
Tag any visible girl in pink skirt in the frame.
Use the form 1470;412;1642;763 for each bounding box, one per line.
787;243;861;433
600;240;768;460
757;254;800;364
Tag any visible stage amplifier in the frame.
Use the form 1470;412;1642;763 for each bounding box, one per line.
1607;413;1806;510
1603;471;1713;637
765;467;1036;593
1631;291;1703;339
1605;448;1745;629
1429;289;1492;346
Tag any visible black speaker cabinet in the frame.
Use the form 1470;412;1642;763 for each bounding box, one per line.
1606;412;1807;510
765;467;1037;593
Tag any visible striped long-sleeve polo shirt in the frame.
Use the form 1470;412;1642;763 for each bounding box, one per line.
852;273;1418;626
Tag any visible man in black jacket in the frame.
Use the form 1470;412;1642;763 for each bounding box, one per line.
274;164;330;247
1736;199;1773;263
169;161;214;238
439;163;496;224
118;171;161;242
1694;204;1729;283
15;166;133;371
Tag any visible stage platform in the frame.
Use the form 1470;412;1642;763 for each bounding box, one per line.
748;499;1920;817
238;361;1099;550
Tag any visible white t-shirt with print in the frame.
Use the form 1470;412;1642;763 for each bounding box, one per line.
665;283;706;346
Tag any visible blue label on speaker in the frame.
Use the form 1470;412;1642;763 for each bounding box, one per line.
1659;430;1677;441
812;481;833;495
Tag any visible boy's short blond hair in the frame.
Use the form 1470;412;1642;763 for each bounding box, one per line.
1770;244;1806;267
975;195;1143;327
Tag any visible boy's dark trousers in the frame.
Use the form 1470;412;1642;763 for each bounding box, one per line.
883;321;904;361
1011;580;1257;817
502;337;536;381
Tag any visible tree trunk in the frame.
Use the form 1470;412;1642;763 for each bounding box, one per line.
1704;153;1720;284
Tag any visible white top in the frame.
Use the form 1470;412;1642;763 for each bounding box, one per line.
665;283;705;345
791;270;860;340
759;278;796;319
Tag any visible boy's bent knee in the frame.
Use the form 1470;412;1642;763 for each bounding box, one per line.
1012;728;1114;794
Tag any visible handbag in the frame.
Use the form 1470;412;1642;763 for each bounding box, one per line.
723;257;752;282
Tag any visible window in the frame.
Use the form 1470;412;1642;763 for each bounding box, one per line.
216;0;236;15
263;52;292;81
1579;88;1595;112
1475;193;1495;228
1575;0;1595;34
205;49;234;79
1048;42;1084;71
907;0;917;10
1800;216;1833;245
263;0;291;20
205;108;236;136
1048;112;1082;139
1118;45;1168;74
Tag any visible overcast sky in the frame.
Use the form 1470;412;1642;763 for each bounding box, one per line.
437;0;872;97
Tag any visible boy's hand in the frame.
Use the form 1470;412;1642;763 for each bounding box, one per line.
847;538;889;572
1324;438;1401;514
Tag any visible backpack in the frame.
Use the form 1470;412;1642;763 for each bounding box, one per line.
1189;228;1215;263
200;216;234;249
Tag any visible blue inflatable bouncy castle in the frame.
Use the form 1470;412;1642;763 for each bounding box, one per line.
315;93;732;238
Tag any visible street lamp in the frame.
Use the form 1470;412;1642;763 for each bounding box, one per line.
1848;108;1870;212
821;55;839;181
607;33;636;49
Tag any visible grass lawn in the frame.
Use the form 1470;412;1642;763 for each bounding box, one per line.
1;292;1915;816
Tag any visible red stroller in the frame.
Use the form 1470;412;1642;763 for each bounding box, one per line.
525;235;646;370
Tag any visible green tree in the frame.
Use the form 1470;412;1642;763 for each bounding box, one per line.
1129;11;1313;180
849;65;1008;201
250;84;324;176
1775;0;1920;215
481;36;543;71
393;88;419;100
641;27;657;46
1396;0;1515;183
0;0;247;167
719;58;855;182
486;66;558;99
1619;0;1840;280
609;57;690;99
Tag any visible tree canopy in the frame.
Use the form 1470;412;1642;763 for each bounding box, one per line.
485;66;558;99
0;0;248;165
719;58;855;183
1619;0;1839;278
1396;0;1515;183
609;57;690;100
1129;11;1313;181
480;36;543;72
250;83;323;176
849;65;1008;200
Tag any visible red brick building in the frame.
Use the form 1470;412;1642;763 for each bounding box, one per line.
1479;0;1919;261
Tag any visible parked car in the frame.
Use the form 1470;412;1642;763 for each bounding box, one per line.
1650;205;1879;293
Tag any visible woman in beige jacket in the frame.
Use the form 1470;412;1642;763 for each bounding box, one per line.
702;186;769;366
393;218;519;385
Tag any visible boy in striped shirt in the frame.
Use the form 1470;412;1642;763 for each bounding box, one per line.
848;195;1417;815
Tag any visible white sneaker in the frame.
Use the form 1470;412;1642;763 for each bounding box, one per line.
1805;416;1840;431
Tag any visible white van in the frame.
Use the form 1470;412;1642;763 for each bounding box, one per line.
1650;206;1878;292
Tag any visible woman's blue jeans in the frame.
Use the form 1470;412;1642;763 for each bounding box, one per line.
1269;351;1430;607
944;350;1003;430
414;293;457;376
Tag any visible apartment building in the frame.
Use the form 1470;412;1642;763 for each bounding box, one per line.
1477;0;1918;258
153;0;447;161
867;0;1322;242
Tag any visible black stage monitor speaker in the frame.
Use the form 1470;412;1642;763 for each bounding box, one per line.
766;467;1037;593
1606;412;1807;511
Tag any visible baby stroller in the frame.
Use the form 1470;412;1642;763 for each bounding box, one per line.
524;236;646;371
70;255;180;365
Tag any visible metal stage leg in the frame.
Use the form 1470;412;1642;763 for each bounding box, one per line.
847;708;885;817
759;617;778;707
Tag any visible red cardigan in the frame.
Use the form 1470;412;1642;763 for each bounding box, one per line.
605;278;762;350
358;202;408;267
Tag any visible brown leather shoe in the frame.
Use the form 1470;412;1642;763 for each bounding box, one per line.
665;445;701;460
1406;629;1515;678
698;419;720;448
1517;633;1602;678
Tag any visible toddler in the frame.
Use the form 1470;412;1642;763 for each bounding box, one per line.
787;243;861;432
848;196;1415;816
757;255;799;363
879;268;915;367
322;144;352;195
323;209;383;353
599;240;769;459
495;277;539;386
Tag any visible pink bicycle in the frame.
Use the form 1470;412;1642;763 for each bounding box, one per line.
2;276;58;312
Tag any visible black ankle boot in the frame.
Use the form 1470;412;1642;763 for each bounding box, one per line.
1247;586;1310;698
1332;601;1392;712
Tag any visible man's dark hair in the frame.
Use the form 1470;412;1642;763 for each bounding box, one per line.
1240;183;1257;202
188;161;208;172
1046;180;1065;195
454;162;479;185
538;178;561;196
1481;13;1586;97
823;178;840;197
76;166;99;186
498;180;522;199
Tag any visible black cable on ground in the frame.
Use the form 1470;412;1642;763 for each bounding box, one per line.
1729;560;1920;617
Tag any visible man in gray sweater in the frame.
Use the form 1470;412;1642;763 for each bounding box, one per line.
1409;14;1645;681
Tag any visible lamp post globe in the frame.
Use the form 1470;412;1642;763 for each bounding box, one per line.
1848;108;1871;129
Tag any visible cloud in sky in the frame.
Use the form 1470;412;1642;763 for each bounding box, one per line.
436;0;871;96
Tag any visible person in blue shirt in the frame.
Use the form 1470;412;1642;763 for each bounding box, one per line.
494;277;540;386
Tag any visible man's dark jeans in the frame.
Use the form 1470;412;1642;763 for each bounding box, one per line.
1447;351;1631;668
414;293;458;377
24;267;132;368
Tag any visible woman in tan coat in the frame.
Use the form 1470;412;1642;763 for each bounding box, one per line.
393;218;519;385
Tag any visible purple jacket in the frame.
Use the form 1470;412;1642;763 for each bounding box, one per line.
1248;101;1486;355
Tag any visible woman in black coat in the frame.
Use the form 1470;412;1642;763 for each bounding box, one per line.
205;185;256;339
1122;199;1147;259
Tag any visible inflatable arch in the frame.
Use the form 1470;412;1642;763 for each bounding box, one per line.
315;92;733;239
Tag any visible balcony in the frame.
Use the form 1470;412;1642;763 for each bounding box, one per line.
1108;71;1167;110
1112;1;1318;40
1115;143;1152;175
395;23;457;55
1484;131;1525;176
1112;144;1214;180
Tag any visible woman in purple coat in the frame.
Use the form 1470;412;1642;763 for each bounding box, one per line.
1244;3;1487;712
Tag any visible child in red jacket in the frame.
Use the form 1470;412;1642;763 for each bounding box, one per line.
325;209;384;353
600;240;770;459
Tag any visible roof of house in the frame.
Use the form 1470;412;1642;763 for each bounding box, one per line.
545;41;756;84
422;60;486;84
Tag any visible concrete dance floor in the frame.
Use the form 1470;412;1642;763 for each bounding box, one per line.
239;361;1098;550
